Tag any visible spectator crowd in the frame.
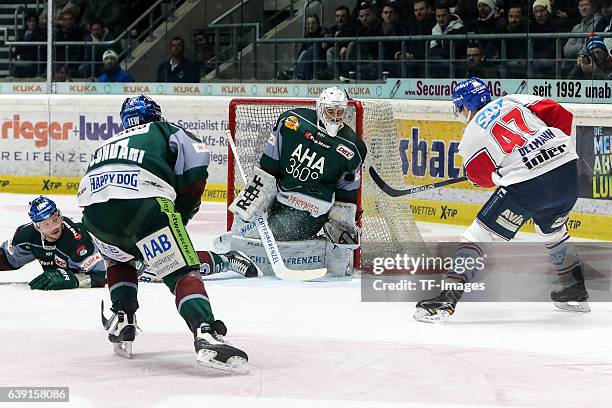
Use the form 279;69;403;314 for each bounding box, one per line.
10;0;201;83
290;0;612;80
9;0;612;81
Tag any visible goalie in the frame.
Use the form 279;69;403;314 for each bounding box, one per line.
222;87;367;276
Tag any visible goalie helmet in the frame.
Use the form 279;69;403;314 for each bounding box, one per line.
28;196;59;222
316;86;348;137
120;94;162;129
452;77;491;123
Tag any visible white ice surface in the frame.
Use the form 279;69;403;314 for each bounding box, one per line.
1;193;611;408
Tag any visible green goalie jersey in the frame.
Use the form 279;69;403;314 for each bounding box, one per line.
77;121;210;223
260;108;367;218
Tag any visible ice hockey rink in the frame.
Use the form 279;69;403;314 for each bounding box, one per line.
1;193;612;408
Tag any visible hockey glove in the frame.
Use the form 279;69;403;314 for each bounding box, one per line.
29;268;80;290
229;167;277;223
323;202;361;250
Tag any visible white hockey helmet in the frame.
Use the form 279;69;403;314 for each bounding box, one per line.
316;86;348;137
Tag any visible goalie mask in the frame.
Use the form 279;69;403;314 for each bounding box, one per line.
316;86;348;137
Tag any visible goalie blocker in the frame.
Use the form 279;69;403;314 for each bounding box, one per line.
229;167;276;223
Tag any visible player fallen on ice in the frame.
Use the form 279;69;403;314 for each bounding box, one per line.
0;196;106;290
414;77;590;323
223;86;367;276
77;95;257;373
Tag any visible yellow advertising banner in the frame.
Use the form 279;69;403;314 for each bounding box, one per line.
0;175;228;203
409;199;612;241
395;119;494;191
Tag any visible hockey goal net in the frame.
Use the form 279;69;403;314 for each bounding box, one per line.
227;98;426;271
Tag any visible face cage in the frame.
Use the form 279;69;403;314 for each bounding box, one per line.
323;105;347;124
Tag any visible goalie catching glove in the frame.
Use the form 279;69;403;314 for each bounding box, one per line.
323;202;360;250
229;167;277;223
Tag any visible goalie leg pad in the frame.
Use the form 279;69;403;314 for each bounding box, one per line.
227;235;352;277
228;167;277;223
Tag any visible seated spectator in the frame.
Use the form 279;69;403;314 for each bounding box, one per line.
399;0;436;77
54;64;72;81
529;0;560;78
551;0;582;31
40;0;83;29
594;0;612;50
472;0;506;60
12;12;46;78
323;5;355;79
380;2;408;77
454;0;479;29
343;1;382;80
430;2;466;77
294;14;326;80
503;4;528;78
97;49;134;82
78;18;116;79
82;0;126;36
55;9;86;76
461;41;499;77
568;35;612;79
563;0;601;60
156;36;200;83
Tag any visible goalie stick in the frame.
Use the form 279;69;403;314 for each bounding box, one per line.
227;131;327;281
369;166;468;197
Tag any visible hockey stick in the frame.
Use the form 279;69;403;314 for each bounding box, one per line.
369;166;468;197
227;131;327;281
101;300;113;329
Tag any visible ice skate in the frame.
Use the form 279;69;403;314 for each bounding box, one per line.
225;251;261;278
414;289;463;323
194;320;249;374
102;301;138;358
551;280;591;313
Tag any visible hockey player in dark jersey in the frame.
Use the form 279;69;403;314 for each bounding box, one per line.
77;95;253;373
0;196;106;290
414;77;589;323
226;87;367;276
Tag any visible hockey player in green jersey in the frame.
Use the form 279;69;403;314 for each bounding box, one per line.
0;196;106;289
78;95;252;373
227;86;367;276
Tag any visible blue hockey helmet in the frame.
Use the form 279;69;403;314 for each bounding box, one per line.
452;77;491;119
120;95;162;129
28;196;59;223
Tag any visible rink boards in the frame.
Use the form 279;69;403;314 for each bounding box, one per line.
0;95;610;240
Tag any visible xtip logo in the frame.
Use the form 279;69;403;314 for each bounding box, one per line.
42;179;62;191
440;205;458;219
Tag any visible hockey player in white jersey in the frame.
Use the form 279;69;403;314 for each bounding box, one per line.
414;77;590;323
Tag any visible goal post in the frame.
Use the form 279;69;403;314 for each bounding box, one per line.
226;97;426;271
